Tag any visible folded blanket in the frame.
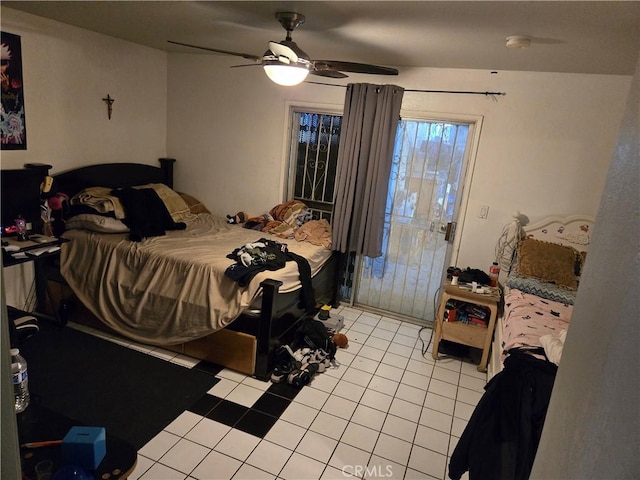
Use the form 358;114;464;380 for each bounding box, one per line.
71;183;195;224
71;186;126;219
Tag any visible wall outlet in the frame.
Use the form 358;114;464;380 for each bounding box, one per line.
479;205;489;219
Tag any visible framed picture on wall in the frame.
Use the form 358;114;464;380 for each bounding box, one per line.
1;31;27;149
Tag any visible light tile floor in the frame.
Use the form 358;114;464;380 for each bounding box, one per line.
75;306;483;480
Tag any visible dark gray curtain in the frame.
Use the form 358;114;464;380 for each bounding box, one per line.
331;83;404;257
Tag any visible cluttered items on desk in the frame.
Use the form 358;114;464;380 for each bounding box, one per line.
2;234;61;262
447;266;492;285
443;299;491;327
447;266;497;294
2;234;60;251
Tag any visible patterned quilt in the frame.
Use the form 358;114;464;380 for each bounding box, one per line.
501;289;573;361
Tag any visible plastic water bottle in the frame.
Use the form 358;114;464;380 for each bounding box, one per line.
11;348;30;413
489;262;500;288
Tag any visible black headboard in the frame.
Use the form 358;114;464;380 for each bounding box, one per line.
1;164;50;236
52;158;175;199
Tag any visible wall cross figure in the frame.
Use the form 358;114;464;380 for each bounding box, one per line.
102;94;115;120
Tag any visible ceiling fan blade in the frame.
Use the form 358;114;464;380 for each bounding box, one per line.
310;69;348;79
167;40;261;61
314;60;398;76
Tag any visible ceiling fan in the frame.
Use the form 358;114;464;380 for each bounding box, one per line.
168;11;399;86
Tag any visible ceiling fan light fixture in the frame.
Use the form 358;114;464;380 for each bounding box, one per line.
263;63;309;86
169;11;398;83
506;35;531;49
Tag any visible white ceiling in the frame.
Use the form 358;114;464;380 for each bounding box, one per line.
4;1;639;76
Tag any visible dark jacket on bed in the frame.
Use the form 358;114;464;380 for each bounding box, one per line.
225;238;315;312
112;187;186;241
448;350;558;480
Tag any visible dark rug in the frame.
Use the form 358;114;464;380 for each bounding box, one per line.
19;321;219;450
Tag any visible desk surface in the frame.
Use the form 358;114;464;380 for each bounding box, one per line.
17;401;137;480
443;282;501;304
2;236;67;267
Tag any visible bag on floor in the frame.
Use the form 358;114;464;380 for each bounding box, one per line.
292;317;336;360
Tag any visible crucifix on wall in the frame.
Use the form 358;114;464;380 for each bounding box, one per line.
102;94;114;119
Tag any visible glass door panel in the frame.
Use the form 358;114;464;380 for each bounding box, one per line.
354;120;471;323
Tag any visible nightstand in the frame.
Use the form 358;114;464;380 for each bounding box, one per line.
432;282;501;372
2;236;69;325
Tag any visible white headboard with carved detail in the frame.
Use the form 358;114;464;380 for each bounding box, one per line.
523;214;594;249
495;212;595;274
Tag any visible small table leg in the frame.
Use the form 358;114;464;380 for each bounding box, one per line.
432;321;442;361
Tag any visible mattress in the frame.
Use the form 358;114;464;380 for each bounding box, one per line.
60;213;333;345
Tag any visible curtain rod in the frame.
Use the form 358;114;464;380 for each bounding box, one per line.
305;81;506;97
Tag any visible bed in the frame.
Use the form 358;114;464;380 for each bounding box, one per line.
487;212;594;380
449;212;595;479
44;158;338;380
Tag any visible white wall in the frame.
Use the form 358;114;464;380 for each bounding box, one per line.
0;8;168;173
0;8;168;306
1;7;632;274
167;54;630;270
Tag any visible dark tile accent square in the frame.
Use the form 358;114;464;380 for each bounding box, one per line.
235;409;278;438
252;392;291;418
187;393;222;416
206;399;249;427
268;382;301;400
194;360;224;377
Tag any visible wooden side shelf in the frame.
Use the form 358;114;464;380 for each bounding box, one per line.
432;283;500;372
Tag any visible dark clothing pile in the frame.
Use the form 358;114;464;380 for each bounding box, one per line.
448;349;558;480
225;238;315;312
111;187;186;241
225;238;289;285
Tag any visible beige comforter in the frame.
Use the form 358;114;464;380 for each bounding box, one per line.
60;213;332;345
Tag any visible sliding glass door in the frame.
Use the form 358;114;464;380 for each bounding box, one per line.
354;119;472;324
289;109;476;324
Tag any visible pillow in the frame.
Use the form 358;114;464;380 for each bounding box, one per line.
64;214;129;233
516;238;579;290
578;250;587;276
505;274;576;305
178;192;210;214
